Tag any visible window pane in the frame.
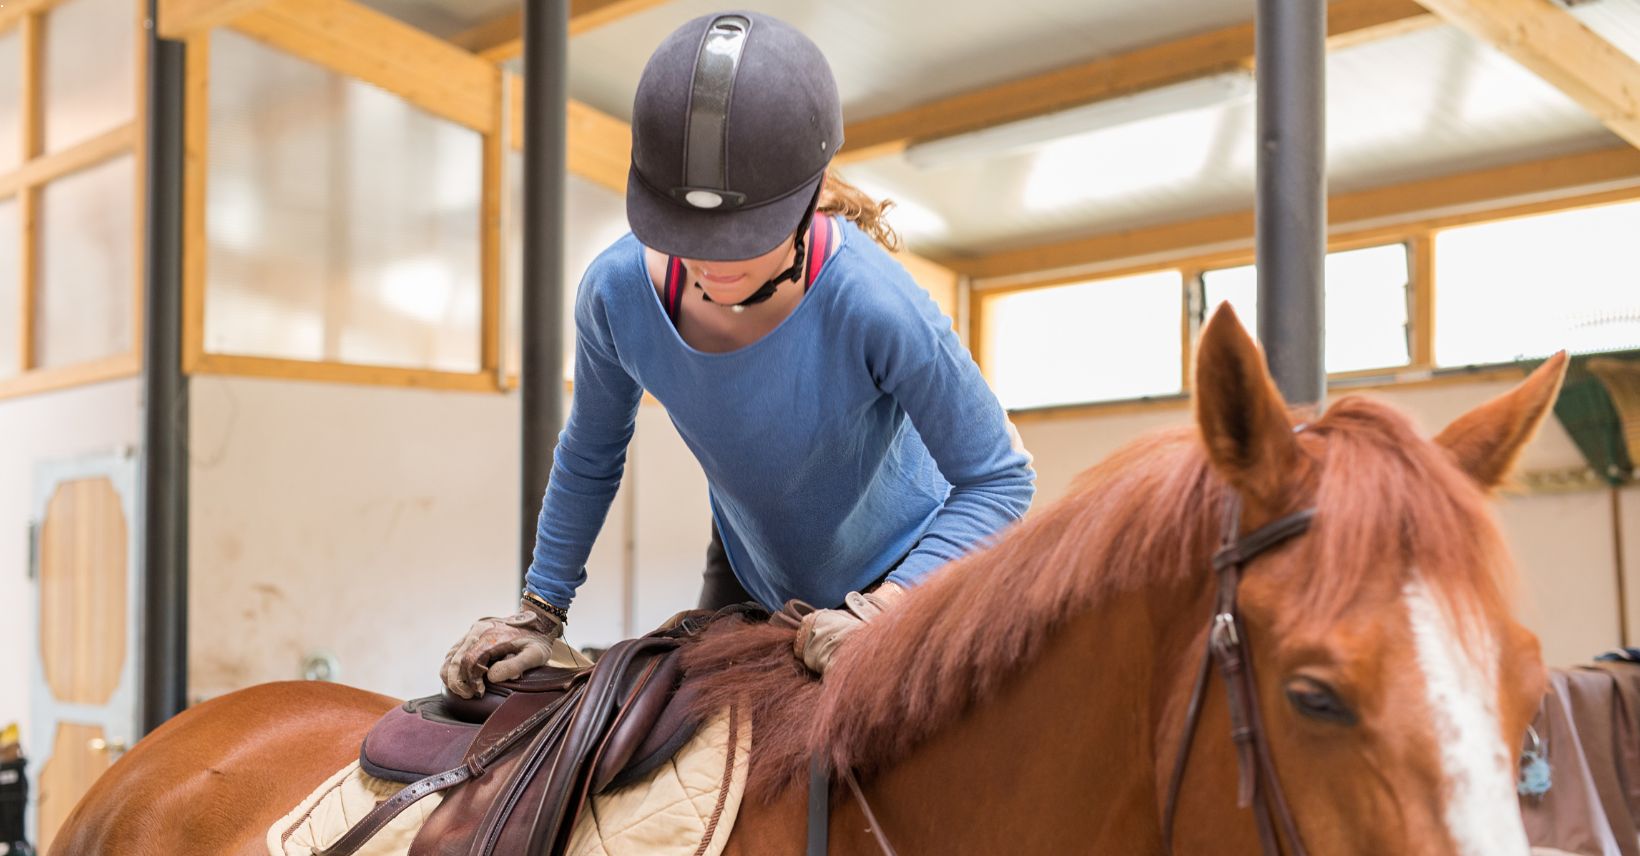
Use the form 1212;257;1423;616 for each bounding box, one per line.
42;0;136;154
0;196;18;378
984;270;1182;409
206;30;482;373
0;29;21;172
504;149;631;382
1201;243;1411;374
1435;201;1640;365
35;155;135;368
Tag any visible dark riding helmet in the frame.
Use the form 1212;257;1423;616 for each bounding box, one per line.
626;11;844;264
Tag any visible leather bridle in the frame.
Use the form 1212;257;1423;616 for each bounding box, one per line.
1160;491;1317;856
804;488;1320;856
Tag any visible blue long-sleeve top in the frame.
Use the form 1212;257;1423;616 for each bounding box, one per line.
526;219;1035;611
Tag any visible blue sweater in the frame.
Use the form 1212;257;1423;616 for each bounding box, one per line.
526;220;1035;610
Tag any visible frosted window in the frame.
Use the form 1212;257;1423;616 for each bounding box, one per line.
984;270;1183;409
1435;201;1640;365
504;151;625;382
42;0;136;154
0;196;18;378
0;29;21;172
1201;244;1412;374
205;30;482;373
35;155;135;368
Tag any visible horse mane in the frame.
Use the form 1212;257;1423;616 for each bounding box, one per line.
680;395;1514;798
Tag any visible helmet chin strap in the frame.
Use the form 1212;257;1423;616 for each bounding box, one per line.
696;184;822;311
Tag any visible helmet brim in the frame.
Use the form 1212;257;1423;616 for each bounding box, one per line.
626;165;824;261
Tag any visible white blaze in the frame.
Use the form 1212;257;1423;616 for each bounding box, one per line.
1403;578;1529;856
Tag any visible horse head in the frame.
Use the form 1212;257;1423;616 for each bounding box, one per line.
1176;303;1564;855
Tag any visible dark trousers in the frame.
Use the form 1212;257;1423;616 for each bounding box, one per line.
697;522;754;610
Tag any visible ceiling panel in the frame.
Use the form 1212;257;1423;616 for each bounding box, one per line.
1573;0;1640;65
563;0;1255;121
841;23;1617;258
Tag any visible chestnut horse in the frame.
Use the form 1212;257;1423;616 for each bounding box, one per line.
53;307;1564;855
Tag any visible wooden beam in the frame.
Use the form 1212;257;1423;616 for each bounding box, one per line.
453;0;670;63
193;353;501;391
0;0;60;35
836;0;1436;164
231;0;500;133
1414;0;1640;149
0;352;141;401
0;124;138;199
181;34;208;374
157;0;272;40
18;12;39;372
956;145;1640;284
1409;233;1435;369
508;74;631;194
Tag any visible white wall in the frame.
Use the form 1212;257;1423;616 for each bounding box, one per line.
184;374;712;700
1014;379;1638;667
0;379;142;744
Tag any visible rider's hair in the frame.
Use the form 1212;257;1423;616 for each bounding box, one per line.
817;172;902;253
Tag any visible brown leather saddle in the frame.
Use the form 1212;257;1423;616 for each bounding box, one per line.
320;607;748;856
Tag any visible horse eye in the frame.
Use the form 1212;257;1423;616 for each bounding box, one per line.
1285;677;1358;726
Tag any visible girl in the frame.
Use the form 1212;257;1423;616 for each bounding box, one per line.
443;10;1033;693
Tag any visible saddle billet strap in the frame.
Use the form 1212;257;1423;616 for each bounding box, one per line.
804;755;898;856
1160;492;1316;856
807;756;828;856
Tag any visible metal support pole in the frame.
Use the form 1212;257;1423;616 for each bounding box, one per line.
139;1;189;732
520;0;569;581
1256;0;1327;406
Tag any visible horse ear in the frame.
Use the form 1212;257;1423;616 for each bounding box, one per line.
1194;303;1309;511
1434;352;1567;492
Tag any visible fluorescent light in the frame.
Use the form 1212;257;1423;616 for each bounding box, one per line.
904;70;1254;170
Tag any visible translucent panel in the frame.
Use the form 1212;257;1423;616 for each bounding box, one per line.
1201;244;1412;374
0;30;21;172
504;152;627;382
984;270;1182;409
1435;201;1640;366
42;0;136;154
0;196;19;378
35;155;135;368
206;30;482;373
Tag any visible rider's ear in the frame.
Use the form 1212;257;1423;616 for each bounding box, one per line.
1434;352;1566;492
1193;303;1311;514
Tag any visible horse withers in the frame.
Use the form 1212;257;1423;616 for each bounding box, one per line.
51;306;1562;855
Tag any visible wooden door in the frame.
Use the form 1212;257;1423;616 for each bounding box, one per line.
28;451;138;853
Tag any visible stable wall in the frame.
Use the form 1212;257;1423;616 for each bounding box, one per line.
1014;379;1637;668
0;379;142;744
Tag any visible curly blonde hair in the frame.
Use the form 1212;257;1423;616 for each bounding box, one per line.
818;173;902;253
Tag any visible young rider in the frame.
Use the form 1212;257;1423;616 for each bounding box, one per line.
442;11;1033;694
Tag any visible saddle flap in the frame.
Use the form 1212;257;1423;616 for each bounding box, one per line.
599;678;706;793
588;649;684;793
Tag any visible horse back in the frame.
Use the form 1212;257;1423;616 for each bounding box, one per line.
50;681;397;856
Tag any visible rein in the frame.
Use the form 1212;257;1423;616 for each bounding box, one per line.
1160;492;1317;856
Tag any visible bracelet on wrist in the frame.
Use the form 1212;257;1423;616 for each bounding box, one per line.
522;589;569;623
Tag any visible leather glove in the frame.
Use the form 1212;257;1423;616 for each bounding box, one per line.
793;582;907;675
440;599;566;699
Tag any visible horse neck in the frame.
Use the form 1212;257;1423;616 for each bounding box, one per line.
839;577;1201;854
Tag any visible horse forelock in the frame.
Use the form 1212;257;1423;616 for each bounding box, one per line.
679;394;1517;799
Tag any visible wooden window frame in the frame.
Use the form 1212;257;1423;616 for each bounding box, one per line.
978;186;1640;424
0;0;148;401
180;3;506;393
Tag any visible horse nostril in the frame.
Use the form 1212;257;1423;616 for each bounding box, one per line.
1285;677;1358;726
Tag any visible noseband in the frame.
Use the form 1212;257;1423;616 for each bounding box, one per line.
1160;490;1317;856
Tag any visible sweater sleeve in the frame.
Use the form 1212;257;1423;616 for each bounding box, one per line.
866;281;1036;588
524;265;644;608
